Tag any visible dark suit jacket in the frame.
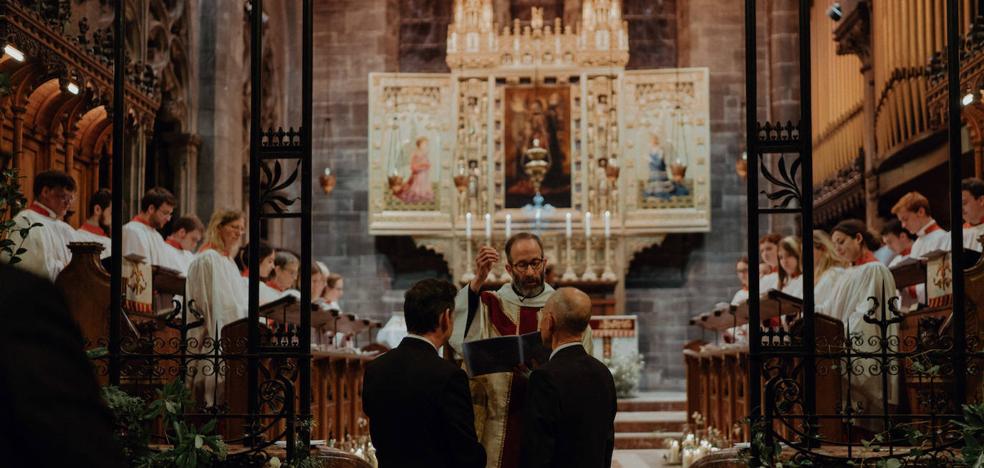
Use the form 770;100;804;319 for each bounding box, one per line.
520;344;617;468
362;337;486;468
0;265;125;468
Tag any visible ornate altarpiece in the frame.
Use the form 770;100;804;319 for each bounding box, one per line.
367;1;710;312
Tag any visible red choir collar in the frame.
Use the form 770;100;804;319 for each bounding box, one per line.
80;222;107;237
241;268;250;278
900;246;912;256
265;279;284;292
742;286;749;292
130;215;154;228
165;238;183;250
28;201;56;218
854;251;878;266
920;221;942;236
768;265;779;274
965;217;984;228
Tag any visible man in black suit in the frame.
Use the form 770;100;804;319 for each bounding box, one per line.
520;287;616;468
363;278;486;468
0;265;126;468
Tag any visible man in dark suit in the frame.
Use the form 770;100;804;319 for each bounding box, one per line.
363;278;486;468
520;287;616;468
0;265;126;468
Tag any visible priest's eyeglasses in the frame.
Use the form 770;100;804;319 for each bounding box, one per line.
510;258;544;271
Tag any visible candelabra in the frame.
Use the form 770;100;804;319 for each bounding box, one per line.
582;237;598;281
602;235;616;281
562;234;577;281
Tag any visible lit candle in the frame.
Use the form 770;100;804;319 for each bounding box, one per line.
584;212;592;238
466;212;473;239
604;210;611;238
505;213;512;239
484;213;492;240
565;212;573;239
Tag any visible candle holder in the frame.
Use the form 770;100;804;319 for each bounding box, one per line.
320;168;337;195
581;236;598;281
601;235;616;282
462;237;476;284
562;235;578;281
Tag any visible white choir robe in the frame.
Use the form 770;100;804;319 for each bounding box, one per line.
814;267;846;307
965;223;984;252
74;224;113;259
2;204;75;280
760;272;779;292
164;242;195;276
822;260;899;433
780;275;803;298
729;289;750;343
186;249;248;406
122;220;183;271
450;283;593;468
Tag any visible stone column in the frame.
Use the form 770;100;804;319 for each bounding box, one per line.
166;132;202;216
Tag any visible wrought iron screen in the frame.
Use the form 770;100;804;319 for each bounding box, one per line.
744;0;971;465
97;0;316;464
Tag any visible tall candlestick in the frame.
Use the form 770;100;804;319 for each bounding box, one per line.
604;210;611;238
565;212;573;239
465;212;473;239
484;213;492;241
505;213;512;239
582;212;597;281
584;212;592;238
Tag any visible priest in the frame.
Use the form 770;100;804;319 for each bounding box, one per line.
2;170;77;280
450;232;592;468
74;189;113;259
122;187;182;271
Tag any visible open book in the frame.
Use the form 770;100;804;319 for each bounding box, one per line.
461;331;551;377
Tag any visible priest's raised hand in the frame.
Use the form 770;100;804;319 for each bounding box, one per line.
470;245;499;292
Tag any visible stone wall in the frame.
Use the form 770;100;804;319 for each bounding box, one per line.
621;0;750;390
311;0;401;322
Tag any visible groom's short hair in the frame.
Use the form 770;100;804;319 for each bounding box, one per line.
504;232;544;264
404;279;457;334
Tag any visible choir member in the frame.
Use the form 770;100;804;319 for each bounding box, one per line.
186;210;247;406
891;191;949;304
74;188;113;260
237;241;282;305
759;233;782;291
312;262;328;300
727;256;751;343
879;219;914;267
812;230;848;305
2;170;77;280
122;187;183;271
731;255;750;306
777;236;803;298
891;191;951;257
164;215;204;274
268;251;300;293
323;272;344;312
962;177;984;252
826;219;898;433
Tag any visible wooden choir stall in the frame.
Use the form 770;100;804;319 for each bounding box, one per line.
54;242;383;446
684;246;984;447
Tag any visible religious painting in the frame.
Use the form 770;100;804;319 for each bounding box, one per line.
383;112;442;210
503;85;572;208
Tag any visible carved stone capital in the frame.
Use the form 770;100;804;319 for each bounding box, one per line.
834;1;871;68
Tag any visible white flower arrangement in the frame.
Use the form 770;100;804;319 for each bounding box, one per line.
603;352;645;398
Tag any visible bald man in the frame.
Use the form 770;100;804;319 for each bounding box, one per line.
520;288;616;468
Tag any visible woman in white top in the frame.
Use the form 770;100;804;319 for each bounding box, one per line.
827;219;899;434
727;256;751;343
812;229;848;308
186;210;247;406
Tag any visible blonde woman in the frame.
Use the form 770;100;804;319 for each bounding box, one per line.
186;210;248;405
813;230;848;308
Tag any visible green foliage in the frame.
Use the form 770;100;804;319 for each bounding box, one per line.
0;160;38;265
102;381;227;468
956;403;984;467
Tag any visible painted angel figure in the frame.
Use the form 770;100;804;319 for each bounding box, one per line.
396;136;435;204
643;133;689;200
